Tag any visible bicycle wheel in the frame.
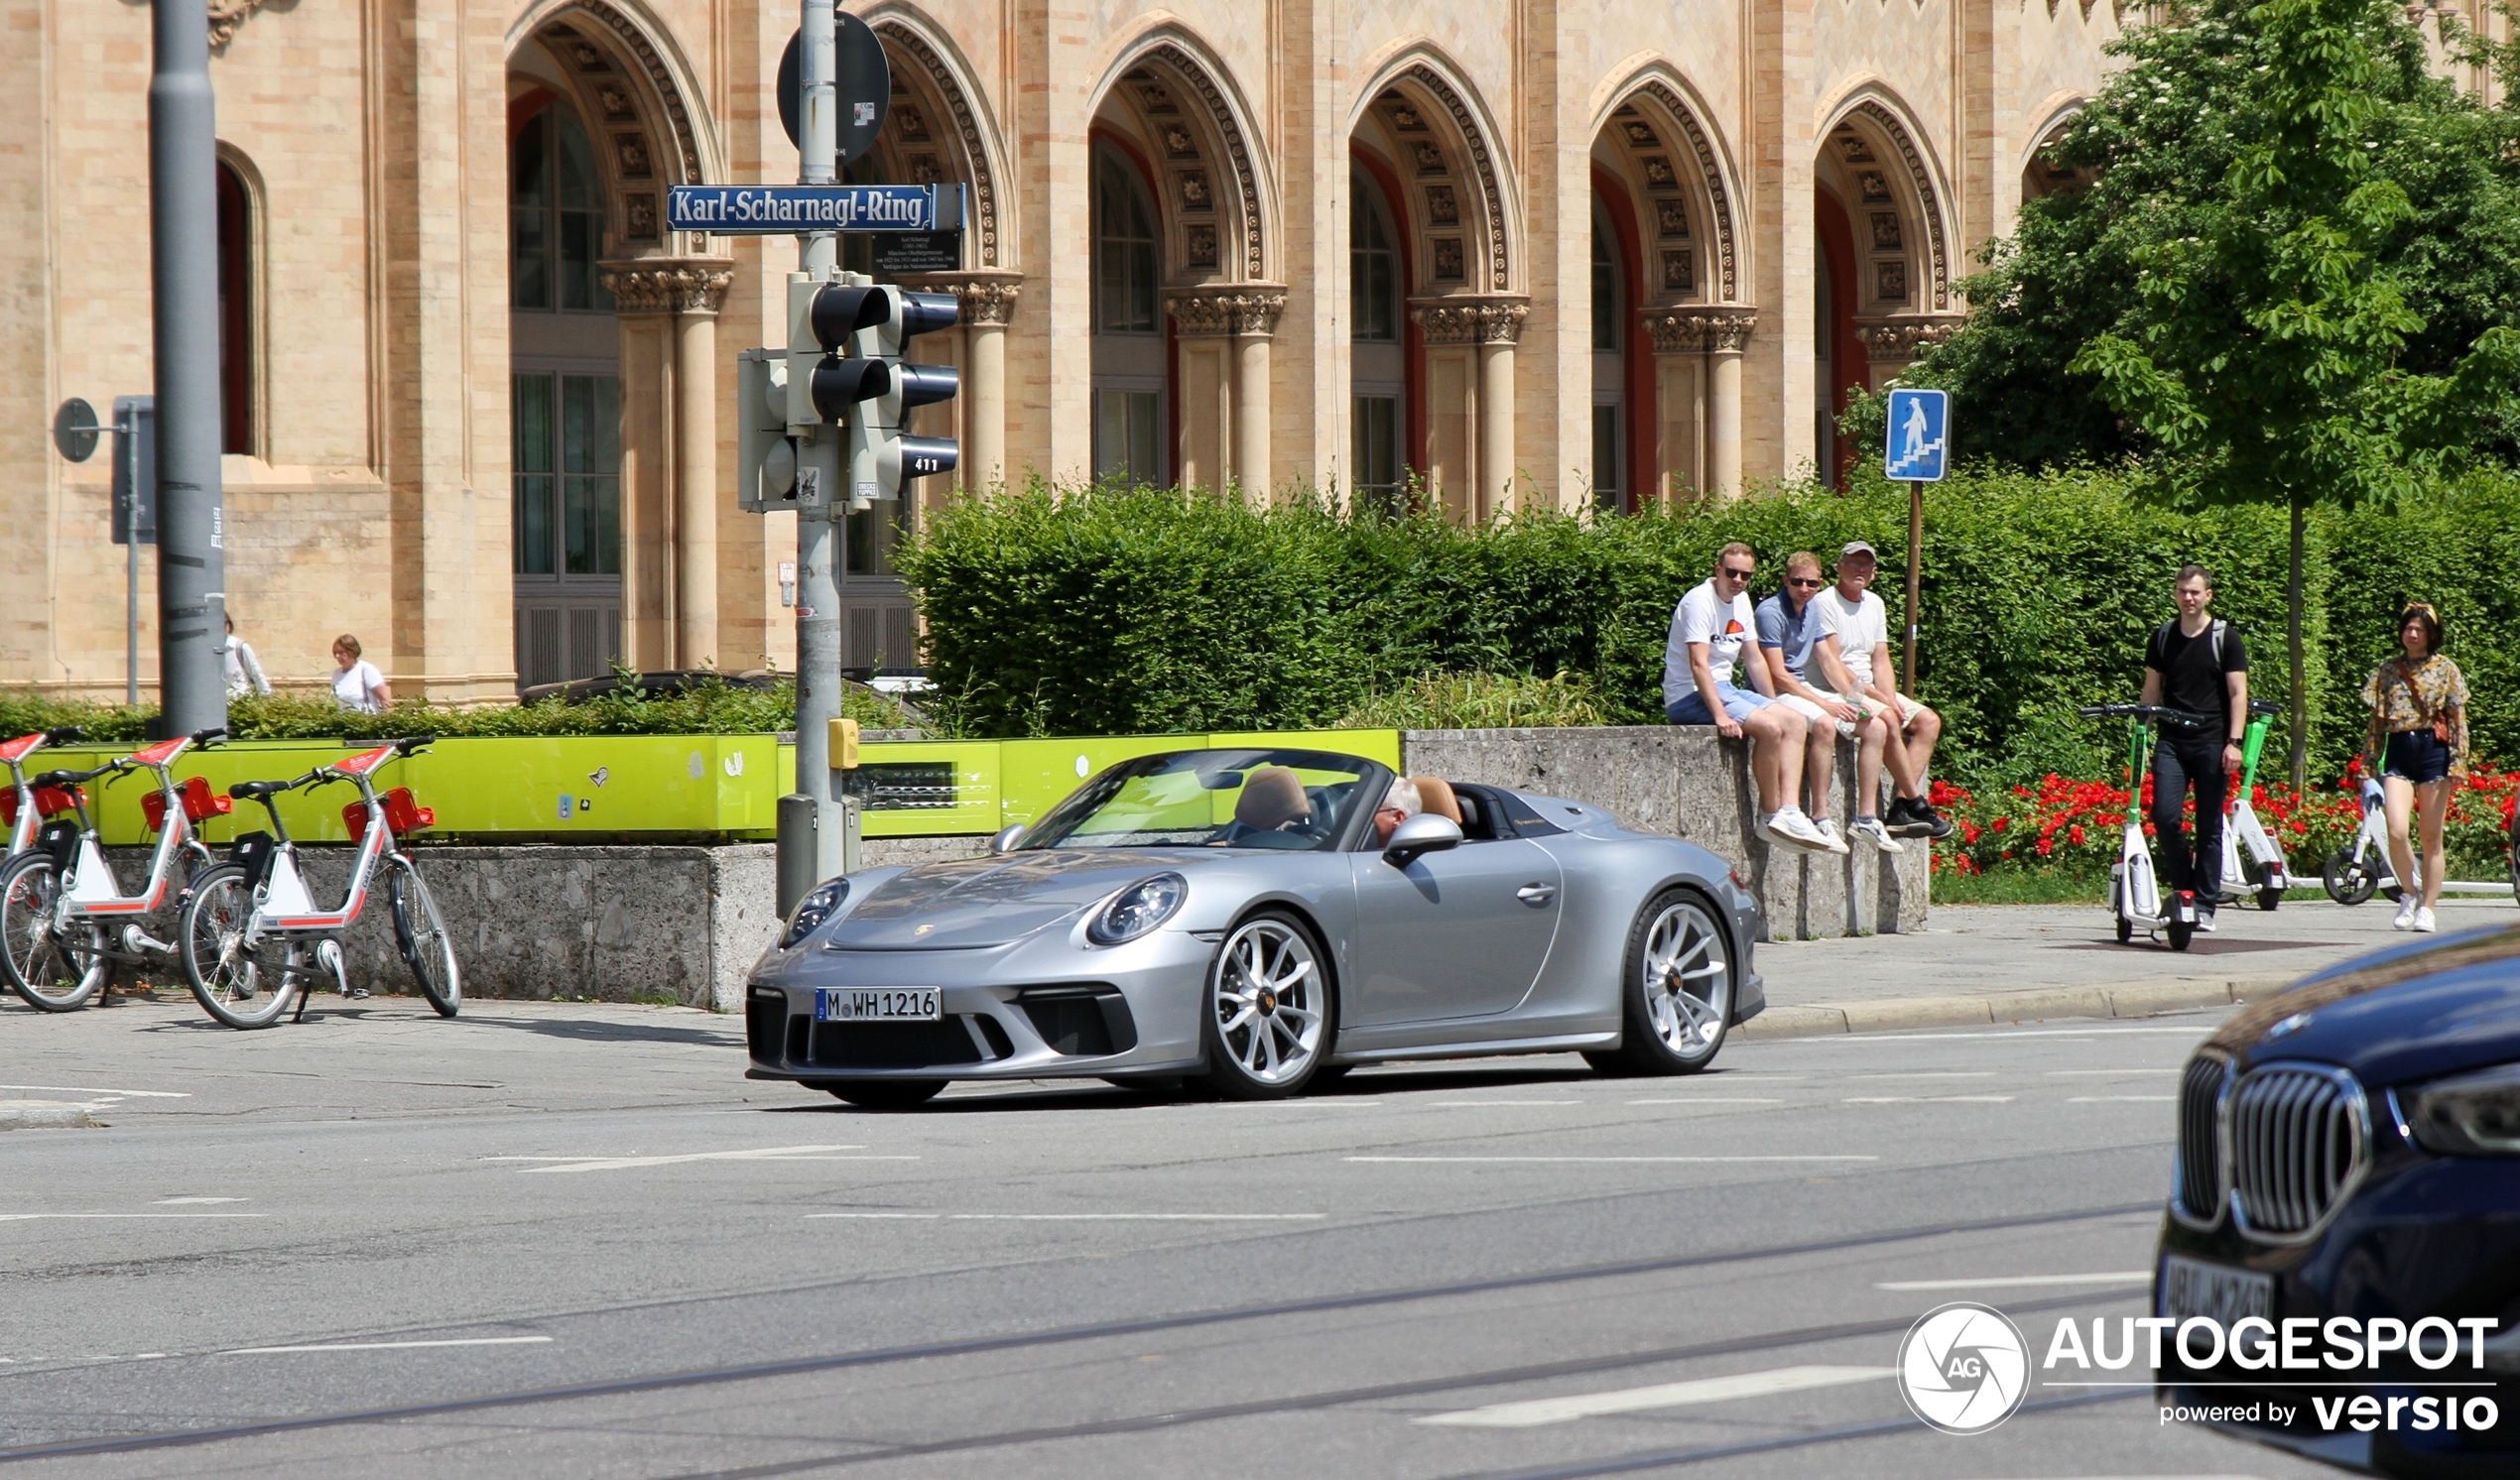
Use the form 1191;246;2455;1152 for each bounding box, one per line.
389;861;459;1018
0;851;106;1011
179;864;307;1030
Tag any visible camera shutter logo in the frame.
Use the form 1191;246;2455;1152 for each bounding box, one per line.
1897;1302;2030;1435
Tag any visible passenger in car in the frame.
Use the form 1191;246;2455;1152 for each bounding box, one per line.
1371;776;1424;847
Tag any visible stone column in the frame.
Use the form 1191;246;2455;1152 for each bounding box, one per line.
899;271;1023;493
1701;308;1759;500
1409;296;1528;518
1644;310;1709;502
602;257;733;670
1167;285;1288;497
1855;312;1964;384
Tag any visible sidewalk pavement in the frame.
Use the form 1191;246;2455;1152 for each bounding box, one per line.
1740;893;2518;1040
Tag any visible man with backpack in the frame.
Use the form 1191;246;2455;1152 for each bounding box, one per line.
2139;564;2250;931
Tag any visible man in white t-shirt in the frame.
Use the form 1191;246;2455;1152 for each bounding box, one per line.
1811;541;1949;839
1663;543;1842;854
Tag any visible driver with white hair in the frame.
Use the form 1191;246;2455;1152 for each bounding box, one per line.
1371;776;1424;847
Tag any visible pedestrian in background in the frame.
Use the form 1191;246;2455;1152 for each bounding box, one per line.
2365;602;2469;934
220;613;271;699
330;634;391;714
2138;564;2248;931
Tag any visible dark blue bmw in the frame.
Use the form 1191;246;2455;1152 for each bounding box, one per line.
2156;925;2520;1476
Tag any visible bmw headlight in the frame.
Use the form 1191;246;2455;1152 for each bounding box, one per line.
781;879;849;949
2405;1063;2520;1157
1088;873;1186;946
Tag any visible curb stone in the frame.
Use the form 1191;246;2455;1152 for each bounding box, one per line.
0;1099;102;1131
1735;975;2297;1041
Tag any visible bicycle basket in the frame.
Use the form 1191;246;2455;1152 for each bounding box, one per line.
7;784;86;826
344;787;435;842
142;776;233;832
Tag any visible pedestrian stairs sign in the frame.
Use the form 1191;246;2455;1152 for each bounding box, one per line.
1883;388;1949;482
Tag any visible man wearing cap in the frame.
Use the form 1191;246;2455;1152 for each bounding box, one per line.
1811;541;1952;840
1664;542;1843;854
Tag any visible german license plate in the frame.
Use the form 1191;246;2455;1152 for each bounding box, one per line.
2159;1253;2273;1325
816;987;940;1023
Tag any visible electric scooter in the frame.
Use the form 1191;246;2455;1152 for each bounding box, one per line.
2081;703;2211;951
2322;778;2410;906
2218;698;2292;911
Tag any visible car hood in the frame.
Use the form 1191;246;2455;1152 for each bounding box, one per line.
2205;925;2520;1087
821;848;1201;950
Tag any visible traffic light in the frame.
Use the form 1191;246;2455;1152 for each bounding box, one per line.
786;277;960;507
735;349;801;513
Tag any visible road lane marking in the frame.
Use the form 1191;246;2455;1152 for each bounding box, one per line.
155;1197;248;1205
216;1337;554;1355
1846;1071;1998;1079
1821;1027;2213;1042
1417;1364;1891;1427
1345;1156;1876;1165
2069;1096;2176;1103
0;1085;189;1098
806;1213;1326;1221
1875;1272;2152;1291
2047;1068;2181;1076
1626;1097;1782;1105
480;1145;917;1173
1843;1095;2016;1104
0;1213;266;1222
1430;1099;1581;1107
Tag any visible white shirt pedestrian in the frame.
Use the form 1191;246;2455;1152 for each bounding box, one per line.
330;635;391;714
220;617;271;698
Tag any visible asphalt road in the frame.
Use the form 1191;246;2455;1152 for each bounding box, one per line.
0;994;2345;1480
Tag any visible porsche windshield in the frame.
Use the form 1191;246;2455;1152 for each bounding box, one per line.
1017;749;1378;852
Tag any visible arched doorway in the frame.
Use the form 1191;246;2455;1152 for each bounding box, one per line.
1090;140;1167;484
1349;165;1410;513
1589;201;1630;512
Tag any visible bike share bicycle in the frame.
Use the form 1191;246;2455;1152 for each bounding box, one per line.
0;728;229;1010
2;726;85;860
178;736;458;1029
2080;703;2211;951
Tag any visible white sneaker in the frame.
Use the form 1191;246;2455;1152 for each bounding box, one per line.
1768;807;1840;853
2393;898;2419;930
1847;816;1905;854
1813;815;1848;854
1753;811;1778;845
2414;907;2438;933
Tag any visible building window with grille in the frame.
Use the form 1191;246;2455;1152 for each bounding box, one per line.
511;105;614;313
1091;146;1167;485
216;159;255;455
1590;205;1625;513
511;372;622;686
1351;173;1407;514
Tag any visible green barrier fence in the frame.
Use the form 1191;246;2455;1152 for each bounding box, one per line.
37;729;1401;845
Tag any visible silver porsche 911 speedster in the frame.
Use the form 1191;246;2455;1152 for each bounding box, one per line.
744;746;1764;1106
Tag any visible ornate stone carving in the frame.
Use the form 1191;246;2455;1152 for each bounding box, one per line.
1404;64;1510;290
208;0;274;52
1409;296;1530;346
1856;313;1963;364
1848;101;1952;309
1628;80;1740;303
896;270;1024;327
1641;307;1759;354
874;22;1005;269
598;259;734;315
1141;46;1268;280
1166;285;1288;337
550;11;705;186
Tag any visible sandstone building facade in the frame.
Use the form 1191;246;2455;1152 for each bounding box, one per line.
6;0;2154;699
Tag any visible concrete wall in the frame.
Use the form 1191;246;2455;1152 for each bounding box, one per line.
1397;726;1927;940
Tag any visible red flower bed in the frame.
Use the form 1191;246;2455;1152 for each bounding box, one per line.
1929;762;2520;880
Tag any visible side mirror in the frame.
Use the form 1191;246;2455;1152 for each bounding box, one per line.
1381;812;1463;869
989;823;1027;854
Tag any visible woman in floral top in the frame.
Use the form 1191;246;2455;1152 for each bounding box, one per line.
2362;602;2469;933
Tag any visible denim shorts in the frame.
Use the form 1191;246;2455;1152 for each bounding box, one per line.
1666;682;1773;726
2383;729;2453;785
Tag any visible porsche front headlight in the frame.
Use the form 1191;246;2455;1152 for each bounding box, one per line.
2405;1063;2520;1157
781;879;849;949
1088;873;1186;946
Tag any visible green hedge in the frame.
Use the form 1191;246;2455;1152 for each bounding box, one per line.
899;469;2520;796
0;677;915;744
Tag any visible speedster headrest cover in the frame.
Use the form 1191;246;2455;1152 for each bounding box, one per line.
1233;766;1312;831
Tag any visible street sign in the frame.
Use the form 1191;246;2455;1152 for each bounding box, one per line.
775;12;889;160
873;231;961;274
111;396;157;547
668;183;964;235
1883;387;1950;482
53;398;99;462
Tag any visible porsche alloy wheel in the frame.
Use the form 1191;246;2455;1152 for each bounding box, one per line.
1588;889;1731;1076
1202;912;1331;1099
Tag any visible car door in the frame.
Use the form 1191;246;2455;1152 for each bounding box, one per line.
1345;835;1564;1026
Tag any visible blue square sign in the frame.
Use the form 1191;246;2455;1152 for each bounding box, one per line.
1883;388;1950;482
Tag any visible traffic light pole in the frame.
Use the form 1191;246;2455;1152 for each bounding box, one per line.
150;0;226;737
792;0;846;879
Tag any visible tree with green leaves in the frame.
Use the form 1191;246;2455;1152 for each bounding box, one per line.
1868;0;2520;786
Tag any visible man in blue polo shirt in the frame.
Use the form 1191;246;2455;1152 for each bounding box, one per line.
1754;551;1901;855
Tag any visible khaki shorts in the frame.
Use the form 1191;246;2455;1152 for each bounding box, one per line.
1836;692;1925;739
1777;693;1830;724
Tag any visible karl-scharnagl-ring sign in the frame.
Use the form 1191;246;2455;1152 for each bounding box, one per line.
667;184;967;235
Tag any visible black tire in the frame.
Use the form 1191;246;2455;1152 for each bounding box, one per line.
1588;887;1734;1076
0;852;105;1011
389;861;459;1018
2115;916;2133;944
826;1079;946;1109
179;864;309;1030
1199;910;1334;1100
2323;848;2378;907
2168;917;2195;951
